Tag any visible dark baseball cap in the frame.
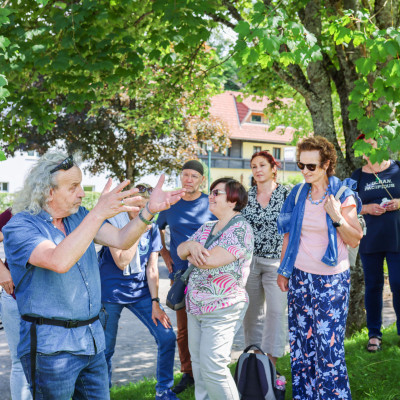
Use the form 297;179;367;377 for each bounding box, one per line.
182;160;204;176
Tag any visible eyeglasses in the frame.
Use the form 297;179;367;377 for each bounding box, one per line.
135;184;153;195
50;155;74;174
209;189;226;197
297;162;319;172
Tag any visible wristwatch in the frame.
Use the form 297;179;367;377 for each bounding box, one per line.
151;297;160;303
333;218;344;228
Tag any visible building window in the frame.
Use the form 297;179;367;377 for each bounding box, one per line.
83;186;94;192
0;182;9;192
251;114;262;123
253;146;261;154
273;147;281;160
27;150;39;157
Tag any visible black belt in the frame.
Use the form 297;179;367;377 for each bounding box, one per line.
21;314;99;399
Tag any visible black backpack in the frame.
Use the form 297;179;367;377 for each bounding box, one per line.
234;345;285;400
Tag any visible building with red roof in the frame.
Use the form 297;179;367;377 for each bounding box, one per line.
198;91;300;188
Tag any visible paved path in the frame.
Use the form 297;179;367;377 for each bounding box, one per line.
0;254;246;399
0;254;397;399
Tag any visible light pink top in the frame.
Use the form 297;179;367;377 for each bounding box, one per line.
294;196;356;275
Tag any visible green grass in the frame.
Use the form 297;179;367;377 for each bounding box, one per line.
110;324;400;400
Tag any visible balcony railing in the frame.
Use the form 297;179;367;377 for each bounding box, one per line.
198;155;299;171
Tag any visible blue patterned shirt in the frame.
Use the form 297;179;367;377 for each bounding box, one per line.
3;207;105;358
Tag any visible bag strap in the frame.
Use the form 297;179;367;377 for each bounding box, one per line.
334;186;347;201
203;214;245;249
183;214;246;281
294;183;305;205
181;264;195;281
243;344;267;355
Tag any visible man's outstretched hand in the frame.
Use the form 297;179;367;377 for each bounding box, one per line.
147;174;186;214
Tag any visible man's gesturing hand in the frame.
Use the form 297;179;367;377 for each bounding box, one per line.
147;175;186;214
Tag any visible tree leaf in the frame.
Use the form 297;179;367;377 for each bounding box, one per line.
0;75;7;87
355;57;376;74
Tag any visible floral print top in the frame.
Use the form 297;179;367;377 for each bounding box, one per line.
241;184;289;259
185;218;254;315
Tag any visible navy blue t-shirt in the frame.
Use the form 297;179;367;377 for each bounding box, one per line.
351;161;400;254
156;193;216;278
99;214;162;304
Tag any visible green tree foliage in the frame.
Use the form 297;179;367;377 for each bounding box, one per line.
6;94;230;184
0;0;224;150
2;0;400;331
202;1;400;174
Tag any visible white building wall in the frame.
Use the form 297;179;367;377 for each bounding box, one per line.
0;151;109;193
0;151;176;193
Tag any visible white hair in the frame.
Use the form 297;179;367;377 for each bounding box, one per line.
12;151;77;215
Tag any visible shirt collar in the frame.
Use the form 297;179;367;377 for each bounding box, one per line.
38;209;54;223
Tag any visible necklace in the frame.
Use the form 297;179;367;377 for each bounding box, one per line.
308;185;330;205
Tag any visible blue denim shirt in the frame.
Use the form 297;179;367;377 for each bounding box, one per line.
3;207;105;358
277;176;362;278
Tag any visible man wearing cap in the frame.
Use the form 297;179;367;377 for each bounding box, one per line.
157;160;216;394
3;152;184;400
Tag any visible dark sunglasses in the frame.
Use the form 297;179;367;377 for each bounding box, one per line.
50;155;74;174
297;162;319;172
135;184;153;195
209;189;226;197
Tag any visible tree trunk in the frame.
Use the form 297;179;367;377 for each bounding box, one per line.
125;157;136;187
346;255;366;335
298;0;366;335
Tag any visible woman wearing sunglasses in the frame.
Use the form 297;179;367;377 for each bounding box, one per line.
98;184;178;400
351;134;400;353
277;136;363;400
177;178;254;400
241;151;289;367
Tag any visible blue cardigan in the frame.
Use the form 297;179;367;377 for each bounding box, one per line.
277;176;362;278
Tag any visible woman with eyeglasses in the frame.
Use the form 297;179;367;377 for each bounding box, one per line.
98;184;178;400
277;136;363;400
177;178;254;400
241;151;289;367
351;134;400;353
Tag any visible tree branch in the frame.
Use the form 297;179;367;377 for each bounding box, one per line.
133;11;153;27
205;11;236;29
271;62;311;97
221;0;243;22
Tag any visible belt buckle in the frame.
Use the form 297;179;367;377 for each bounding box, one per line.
64;320;79;328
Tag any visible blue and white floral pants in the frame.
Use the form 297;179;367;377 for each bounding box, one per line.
288;267;352;400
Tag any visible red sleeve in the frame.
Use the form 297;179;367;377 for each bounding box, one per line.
0;208;12;231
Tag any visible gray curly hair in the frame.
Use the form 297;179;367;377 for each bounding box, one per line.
12;151;77;215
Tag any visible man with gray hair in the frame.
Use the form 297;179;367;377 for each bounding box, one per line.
3;152;185;400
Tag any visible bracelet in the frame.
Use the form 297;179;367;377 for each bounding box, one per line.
138;210;152;225
145;202;157;216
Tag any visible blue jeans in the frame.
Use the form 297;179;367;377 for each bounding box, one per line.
103;297;176;392
1;292;32;400
360;251;400;337
20;350;109;400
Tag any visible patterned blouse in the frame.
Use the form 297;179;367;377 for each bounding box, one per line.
241;184;289;259
185;219;254;315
